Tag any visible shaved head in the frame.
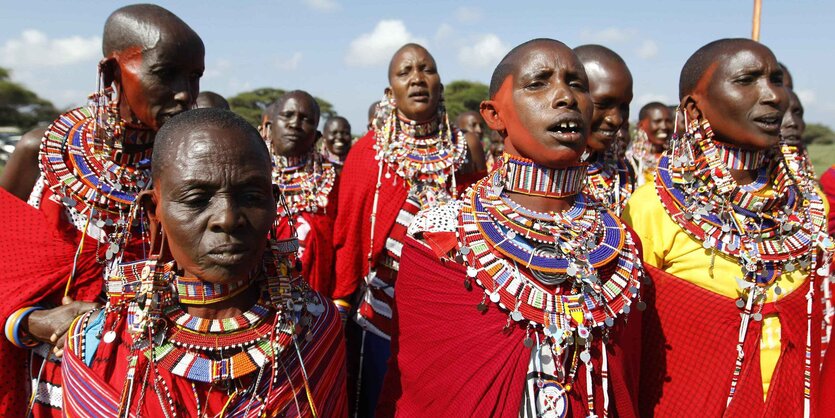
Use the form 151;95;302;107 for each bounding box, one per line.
679;38;769;100
152;108;269;182
639;102;669;121
779;62;794;90
388;43;434;80
488;38;571;98
103;4;202;57
574;44;632;82
196;91;230;110
265;90;320;124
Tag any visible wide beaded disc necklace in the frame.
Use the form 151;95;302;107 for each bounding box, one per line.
272;151;335;216
457;154;644;417
656;117;834;414
584;151;634;215
373;97;466;207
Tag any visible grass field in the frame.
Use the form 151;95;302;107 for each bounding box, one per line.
809;141;835;175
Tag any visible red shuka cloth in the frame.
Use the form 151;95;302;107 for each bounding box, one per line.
332;131;409;300
639;265;823;418
378;236;642;418
821;166;835;236
0;187;113;415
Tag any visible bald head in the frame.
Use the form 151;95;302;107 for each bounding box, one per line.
574;44;632;82
266;90;320;124
103;4;202;57
679;38;773;100
196;91;230;110
152;108;269;182
388;43;434;80
489;38;573;98
779;62;794;90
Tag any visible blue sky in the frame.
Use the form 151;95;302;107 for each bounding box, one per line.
2;0;833;134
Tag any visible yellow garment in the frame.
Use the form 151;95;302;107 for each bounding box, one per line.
622;182;823;397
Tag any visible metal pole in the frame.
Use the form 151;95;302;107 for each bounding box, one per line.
752;0;763;41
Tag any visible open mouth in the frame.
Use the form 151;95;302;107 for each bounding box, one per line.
408;90;430;102
753;114;781;134
597;129;617;139
547;117;585;143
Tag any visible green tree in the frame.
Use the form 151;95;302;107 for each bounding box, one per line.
0;67;59;129
803;123;835;145
228;87;336;127
444;80;489;122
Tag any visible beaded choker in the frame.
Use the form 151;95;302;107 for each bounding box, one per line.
715;144;765;170
373;96;466;207
584;153;634;215
175;274;251;305
501;154;586;198
272;150;336;216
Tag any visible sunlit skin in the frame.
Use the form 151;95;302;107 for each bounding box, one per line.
387;44;442;122
265;92;320;157
456;111;484;139
639;106;674;153
780;90;805;147
196;91;230;110
145;125;275;319
682;42;787;185
576;51;633;154
323;117;352;157
481;40;593;213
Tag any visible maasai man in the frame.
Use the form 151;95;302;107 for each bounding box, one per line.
0;126;47;200
779;64;815;180
623;38;833;417
60;108;347;417
380;37;646;418
574;44;635;215
0;5;204;416
626;101;673;186
322;115;353;173
333;43;483;416
261;90;338;297
195;90;230;109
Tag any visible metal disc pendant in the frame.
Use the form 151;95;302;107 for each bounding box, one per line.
531;244;566;285
511;310;524;322
489;292;501;303
103;331;116;344
537;380;568;418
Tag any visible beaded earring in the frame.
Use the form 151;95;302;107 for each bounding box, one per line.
90;61;123;147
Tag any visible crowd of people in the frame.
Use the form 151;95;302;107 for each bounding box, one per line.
0;3;834;417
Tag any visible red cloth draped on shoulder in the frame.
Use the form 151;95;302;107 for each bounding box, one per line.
378;235;642;418
274;210;336;297
0;187;104;415
639;264;822;418
818;344;835;416
821;166;835;236
332;131;408;300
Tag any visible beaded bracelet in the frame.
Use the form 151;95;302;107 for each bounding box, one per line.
333;299;352;318
4;306;45;349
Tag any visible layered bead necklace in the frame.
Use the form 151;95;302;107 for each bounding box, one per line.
271;151;335;216
657;117;834;415
584;148;634;216
625;128;663;185
372;96;466;208
457;153;644;417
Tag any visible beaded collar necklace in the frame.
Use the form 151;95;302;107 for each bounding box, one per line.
501;153;586;198
174;274;252;306
625;128;662;179
455;156;644;416
656;116;833;415
272;150;336;216
372;97;466;207
584;151;634;215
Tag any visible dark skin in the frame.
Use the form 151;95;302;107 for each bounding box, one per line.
196;91;230;110
25;7;206;354
575;46;633;154
781;90;805;147
387;44;486;172
264;92;320;158
368;100;380;130
481;40;593;213
0;127;46;200
323;117;352;157
145;125;275;319
639;106;673;152
456;111;484;139
682;41;787;185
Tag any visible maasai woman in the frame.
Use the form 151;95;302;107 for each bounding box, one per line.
332;43;484;416
321;116;353;176
0;5;205;416
379;38;645;418
623;38;833;417
262;91;338;297
625;102;673;186
60;109;347;417
574;44;636;215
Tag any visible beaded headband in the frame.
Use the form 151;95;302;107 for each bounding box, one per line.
501;153;587;198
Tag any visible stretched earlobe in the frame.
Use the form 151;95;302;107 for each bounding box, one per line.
479;100;506;133
681;95;702;122
99;57;118;87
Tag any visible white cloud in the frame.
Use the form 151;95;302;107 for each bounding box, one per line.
275;52;303;71
302;0;340;12
636;40;659;59
796;89;816;105
345;20;426;67
579;27;637;44
455;6;482;24
435;23;454;43
0;29;100;69
458;34;508;69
